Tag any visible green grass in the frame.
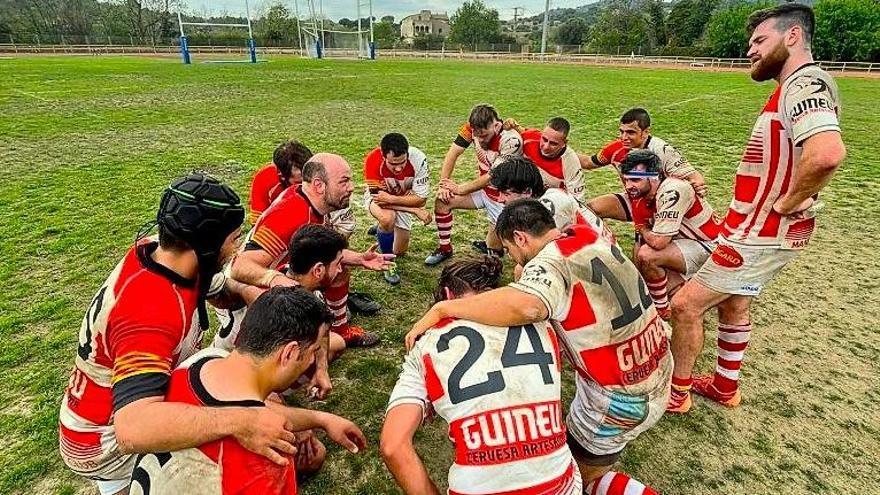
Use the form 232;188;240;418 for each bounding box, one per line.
1;55;878;495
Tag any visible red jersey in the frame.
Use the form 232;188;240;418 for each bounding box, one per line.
249;163;285;224
130;348;296;495
521;128;586;202
244;185;325;269
363;146;430;197
59;239;203;477
453;122;523;202
592;135;696;180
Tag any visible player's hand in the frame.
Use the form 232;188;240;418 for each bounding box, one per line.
294;430;321;468
319;413;367;454
440;179;462;196
372;190;394;205
436;184;453;203
502;117;524;133
308;367;332;400
404;305;443;350
234;407;297;466
360;244;396;271
773;197;814;217
269;274;299;288
693;180;708;198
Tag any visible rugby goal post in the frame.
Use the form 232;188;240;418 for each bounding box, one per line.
177;0;258;64
296;0;375;60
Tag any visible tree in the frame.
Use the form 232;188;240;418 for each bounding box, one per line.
372;20;399;48
813;0;880;62
554;17;589;46
381;15;394;24
705;1;775;58
338;18;356;29
260;3;293;45
666;0;718;47
587;0;651;53
644;0;666;48
449;0;501;49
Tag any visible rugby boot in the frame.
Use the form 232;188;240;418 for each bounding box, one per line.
666;389;693;414
691;375;742;408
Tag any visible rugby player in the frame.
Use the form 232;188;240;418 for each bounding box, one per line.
425;104;523;265
382;257;582;495
406;199;666;494
364;132;432;284
518;117;586;202
59;173;297;495
668;3;845;413
580;108;707;221
619;150;721;320
130;287;366;495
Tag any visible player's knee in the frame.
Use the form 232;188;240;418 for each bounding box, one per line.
636;244;658;266
670;291;697;322
718;297;750;324
328;332;346;361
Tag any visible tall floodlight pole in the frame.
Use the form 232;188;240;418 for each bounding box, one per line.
540;0;550;57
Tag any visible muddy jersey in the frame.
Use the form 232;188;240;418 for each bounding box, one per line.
592;135;696;180
454;122;523;202
244;185;325;270
59;239;204;476
130;348;296;495
511;225;672;398
363;146;430;197
723;63;840;249
388;318;579;495
631;178;721;243
521;129;586;202
539;188;616;244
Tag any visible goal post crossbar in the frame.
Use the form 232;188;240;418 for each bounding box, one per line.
176;0;257;64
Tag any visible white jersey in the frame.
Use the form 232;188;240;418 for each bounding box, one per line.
539;188;616;245
723;63;840;249
596;135;696;180
643;178;721;243
511;225;672;398
388;319;580;495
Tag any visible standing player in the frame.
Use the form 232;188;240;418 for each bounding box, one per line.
59;173;296;495
619;150;721;319
406;200;666;495
364;132;432;285
425;104;523;265
520;117;586;202
131;287;367;495
580;108;707;221
668;3;845;413
382;257;581;495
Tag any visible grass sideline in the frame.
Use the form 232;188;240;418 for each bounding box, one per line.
1;56;878;495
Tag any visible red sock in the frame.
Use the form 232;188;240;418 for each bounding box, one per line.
671;375;692;397
714;322;751;393
322;281;349;333
586;471;658;495
435;211;453;252
645;274;669;310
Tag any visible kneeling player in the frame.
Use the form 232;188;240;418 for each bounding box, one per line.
131;287;366;495
364;132;432;285
425;104;523;265
382;257;581;495
620;150;721;319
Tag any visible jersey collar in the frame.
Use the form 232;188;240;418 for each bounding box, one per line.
189;355;266;407
137;241;197;289
784;62;820;83
296;185;325;219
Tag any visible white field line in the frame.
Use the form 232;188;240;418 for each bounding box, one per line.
12;88;102;119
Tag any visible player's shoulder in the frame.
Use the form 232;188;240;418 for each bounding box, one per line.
646;135;673;152
500;127;523;142
364;146;383;166
422;317;507;349
407;146;427;165
521;128;542;142
253;162;277;180
657;178;693;207
176;347;229;371
782;64;838;97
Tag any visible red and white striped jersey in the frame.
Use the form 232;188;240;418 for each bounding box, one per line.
521;129;586;202
632;178;721;243
59;239;204;476
511;225;672;398
723;63;840;249
539;188;616;245
388;319;580;495
454;122;524;202
593;136;696;180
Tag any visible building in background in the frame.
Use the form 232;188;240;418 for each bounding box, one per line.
400;10;449;42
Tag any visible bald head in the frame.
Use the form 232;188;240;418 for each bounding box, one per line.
302;152;354;212
302;152;349;183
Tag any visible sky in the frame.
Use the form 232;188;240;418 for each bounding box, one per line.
191;0;599;22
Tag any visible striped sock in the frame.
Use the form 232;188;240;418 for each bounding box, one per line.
645;274;669;311
586;471;658;495
435;211;453;251
714;322;751;393
322;282;349;333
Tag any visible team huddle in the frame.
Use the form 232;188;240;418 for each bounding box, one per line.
58;5;846;495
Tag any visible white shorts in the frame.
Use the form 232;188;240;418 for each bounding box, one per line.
363;192;415;231
213;306;247;351
470;189;504;224
60;428;135;492
566;371;670;457
694;239;800;296
672;238;715;277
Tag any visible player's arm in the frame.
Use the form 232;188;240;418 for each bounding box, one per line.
230;249;291;288
635;225;673;250
562;150;587;201
381;404;440;495
441;143;467;181
266;402;366;453
446;173;491;195
374;191;428;208
774;131;844;214
206;272;266;310
578;152;607;170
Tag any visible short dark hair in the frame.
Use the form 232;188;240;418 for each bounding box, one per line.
495;198;557;242
747;3;814;46
490;157;546;198
547;117;570;137
301;160;327;183
380;133;409;157
469;104;500;130
434;256;503;304
273;141;313;184
236;286;332;358
621;108;651;130
288;224;348;275
620;149;661;175
157;224;191;252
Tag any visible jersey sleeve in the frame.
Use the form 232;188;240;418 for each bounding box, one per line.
561;149;586;201
327;208;356;236
108;290;186;411
364;148;384;192
387;342;430;415
453;122;473;149
510;252;569;321
592;140;624;167
651;180;694;236
497;129;524;160
248;167;276;224
249;207;298;261
540;189;579;230
655;143;697;179
409;147;431;199
782;71;841;145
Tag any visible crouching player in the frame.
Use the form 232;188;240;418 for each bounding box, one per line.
364;132;433;285
131;287;366;494
382;256;581;495
620;150;721;319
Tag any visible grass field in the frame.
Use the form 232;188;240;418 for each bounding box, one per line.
1;55;878;495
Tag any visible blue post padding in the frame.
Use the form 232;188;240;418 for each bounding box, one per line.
369;42;376;60
315;39;323;59
377;230;394;255
180;36;191;64
247;38;257;63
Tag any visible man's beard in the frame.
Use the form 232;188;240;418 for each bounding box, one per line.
327;192;350;211
751;41;789;82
